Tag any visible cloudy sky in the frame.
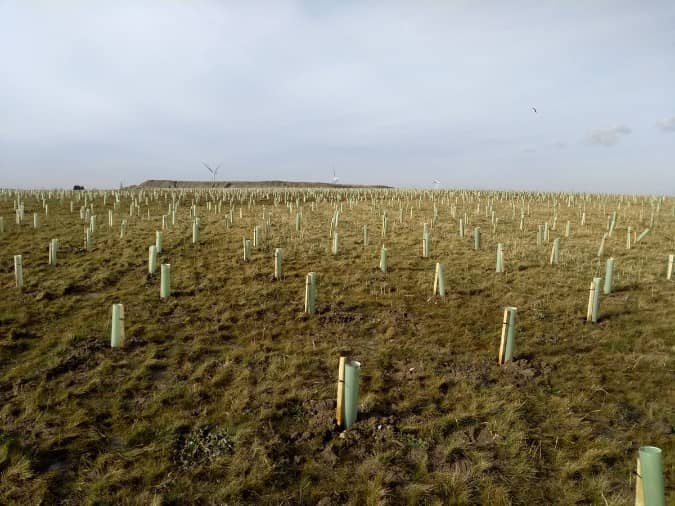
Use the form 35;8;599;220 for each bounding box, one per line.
1;1;674;192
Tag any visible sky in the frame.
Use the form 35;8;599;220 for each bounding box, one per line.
1;1;674;193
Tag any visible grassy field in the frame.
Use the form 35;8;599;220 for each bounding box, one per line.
0;187;673;505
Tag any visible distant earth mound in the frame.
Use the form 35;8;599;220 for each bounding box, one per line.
133;179;392;189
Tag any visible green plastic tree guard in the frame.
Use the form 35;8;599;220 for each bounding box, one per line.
343;360;361;429
499;307;517;364
422;236;430;258
380;246;388;273
254;225;261;247
192;221;199;244
14;255;23;288
636;228;650;243
160;264;171;298
550;238;560;265
244;239;251;261
638;446;665;506
111;303;124;348
148;245;158;274
304;272;316;314
586;277;601;323
496;243;504;273
49;239;58;266
603;257;614;294
434;262;445;296
274;248;282;279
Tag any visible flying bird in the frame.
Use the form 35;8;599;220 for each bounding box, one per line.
532;107;537;113
433;179;440;190
330;169;339;184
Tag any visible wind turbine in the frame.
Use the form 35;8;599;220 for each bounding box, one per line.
203;161;222;183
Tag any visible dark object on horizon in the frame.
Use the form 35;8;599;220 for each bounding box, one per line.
532;107;537;113
73;185;85;190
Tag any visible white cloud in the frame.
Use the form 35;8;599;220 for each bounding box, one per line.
656;116;675;131
587;125;632;146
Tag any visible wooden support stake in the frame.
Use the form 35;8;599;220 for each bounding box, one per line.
587;281;595;321
635;457;644;506
498;308;509;365
336;356;346;428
